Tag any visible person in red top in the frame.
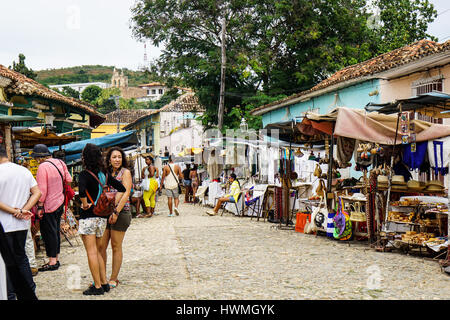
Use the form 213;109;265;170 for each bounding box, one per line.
33;144;72;272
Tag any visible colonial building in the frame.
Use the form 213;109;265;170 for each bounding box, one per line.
252;39;450;126
123;92;205;156
0;64;105;140
49;82;111;94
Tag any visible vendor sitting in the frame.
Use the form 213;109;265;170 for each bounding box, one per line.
207;173;240;216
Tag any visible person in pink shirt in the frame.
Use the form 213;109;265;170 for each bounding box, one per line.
33;144;72;272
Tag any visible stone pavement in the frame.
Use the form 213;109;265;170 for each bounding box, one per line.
34;196;450;300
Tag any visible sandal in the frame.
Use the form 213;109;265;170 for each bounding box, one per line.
136;214;146;218
108;279;119;288
38;263;59;272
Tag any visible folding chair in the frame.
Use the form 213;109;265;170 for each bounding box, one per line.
214;191;243;216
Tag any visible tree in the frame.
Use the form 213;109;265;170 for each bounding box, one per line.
10;54;37;80
370;0;437;53
96;87;121;114
61;86;80;99
130;0;436;130
81;85;103;104
147;88;181;110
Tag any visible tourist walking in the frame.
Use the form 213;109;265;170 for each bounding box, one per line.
33;144;72;272
78;143;125;296
207;173;241;216
160;156;183;217
0;145;41;299
98;147;133;290
139;156;159;218
190;164;200;203
182;164;192;203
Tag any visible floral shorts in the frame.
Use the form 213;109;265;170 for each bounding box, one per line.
78;217;107;238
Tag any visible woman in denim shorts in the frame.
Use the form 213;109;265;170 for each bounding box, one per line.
98;147;133;290
78;144;125;296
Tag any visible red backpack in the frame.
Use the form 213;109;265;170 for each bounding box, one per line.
85;170;116;217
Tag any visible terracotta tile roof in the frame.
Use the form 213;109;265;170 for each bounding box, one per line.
104;109;156;124
0;64;105;127
138;82;165;87
123;92;205;130
251;39;450;115
158;92;205;113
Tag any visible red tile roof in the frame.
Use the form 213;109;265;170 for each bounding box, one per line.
0;64;105;127
251;39;450;115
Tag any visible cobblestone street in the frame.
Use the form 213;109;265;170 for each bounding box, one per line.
34;196;450;300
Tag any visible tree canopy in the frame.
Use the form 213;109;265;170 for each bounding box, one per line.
81;85;103;104
130;0;437;130
10;54;37;80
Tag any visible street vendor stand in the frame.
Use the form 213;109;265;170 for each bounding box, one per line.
264;105;450;248
365;91;450;263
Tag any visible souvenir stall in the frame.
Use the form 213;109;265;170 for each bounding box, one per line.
266;106;450;247
263;120;330;229
365;92;450;260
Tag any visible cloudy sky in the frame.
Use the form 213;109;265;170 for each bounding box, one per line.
0;0;449;72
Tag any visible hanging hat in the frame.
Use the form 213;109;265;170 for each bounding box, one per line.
31;144;51;158
392;175;406;185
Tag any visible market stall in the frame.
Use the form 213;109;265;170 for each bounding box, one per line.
264;106;450;250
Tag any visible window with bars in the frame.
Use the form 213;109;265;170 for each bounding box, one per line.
411;77;443;96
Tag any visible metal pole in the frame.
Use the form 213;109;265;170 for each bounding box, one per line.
114;96;120;133
217;17;226;130
384;105;401;230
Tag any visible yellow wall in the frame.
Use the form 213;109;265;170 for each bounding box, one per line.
91;123;126;138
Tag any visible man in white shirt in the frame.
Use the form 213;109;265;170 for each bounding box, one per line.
0;145;41;300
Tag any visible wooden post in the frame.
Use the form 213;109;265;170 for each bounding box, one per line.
5;124;12;161
217;17;226;130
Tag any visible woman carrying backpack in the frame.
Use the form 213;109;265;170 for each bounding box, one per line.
78;144;126;296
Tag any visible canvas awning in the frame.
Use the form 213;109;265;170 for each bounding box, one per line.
44;130;139;165
305;107;450;145
365;91;450;117
13;126;76;148
265;107;450;145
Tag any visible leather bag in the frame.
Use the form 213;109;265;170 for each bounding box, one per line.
85;170;116;217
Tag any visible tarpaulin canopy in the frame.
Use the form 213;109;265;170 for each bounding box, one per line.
264;120;329;144
304;107;450;145
46;130;139;165
13;127;76;148
365;91;450;118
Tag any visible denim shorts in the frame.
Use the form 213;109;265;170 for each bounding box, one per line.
229;196;235;203
78;217;107;238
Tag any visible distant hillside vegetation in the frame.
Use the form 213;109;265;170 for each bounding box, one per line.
36;65;151;87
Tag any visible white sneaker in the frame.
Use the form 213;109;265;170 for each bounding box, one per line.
206;210;216;216
174;207;180;216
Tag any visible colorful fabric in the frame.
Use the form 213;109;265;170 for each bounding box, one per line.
403;141;427;170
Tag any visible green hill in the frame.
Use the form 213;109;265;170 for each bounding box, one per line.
36;65;151;87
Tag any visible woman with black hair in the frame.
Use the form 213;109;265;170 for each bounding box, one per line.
206;173;240;216
78;144;126;296
98;146;132;290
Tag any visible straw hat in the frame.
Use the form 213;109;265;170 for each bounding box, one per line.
377;175;389;186
392;175;406;185
424;180;444;192
407;180;425;191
